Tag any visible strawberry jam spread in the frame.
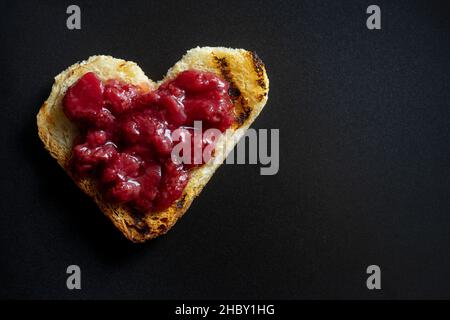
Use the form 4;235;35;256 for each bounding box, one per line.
63;71;234;213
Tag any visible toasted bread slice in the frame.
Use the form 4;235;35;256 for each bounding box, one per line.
37;47;269;242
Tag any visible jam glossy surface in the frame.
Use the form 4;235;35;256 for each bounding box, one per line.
63;70;234;213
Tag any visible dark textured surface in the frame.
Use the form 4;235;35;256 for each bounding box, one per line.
0;0;449;299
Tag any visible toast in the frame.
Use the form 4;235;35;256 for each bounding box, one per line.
37;46;269;242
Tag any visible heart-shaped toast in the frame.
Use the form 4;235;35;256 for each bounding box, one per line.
37;47;269;242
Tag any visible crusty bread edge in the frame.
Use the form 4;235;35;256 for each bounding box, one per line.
37;47;269;242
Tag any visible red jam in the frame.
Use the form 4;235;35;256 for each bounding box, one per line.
63;70;234;213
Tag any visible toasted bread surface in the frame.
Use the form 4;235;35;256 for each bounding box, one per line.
37;47;269;242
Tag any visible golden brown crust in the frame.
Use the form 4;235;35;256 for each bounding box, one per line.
37;47;269;242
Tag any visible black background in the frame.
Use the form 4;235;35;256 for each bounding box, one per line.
1;0;449;299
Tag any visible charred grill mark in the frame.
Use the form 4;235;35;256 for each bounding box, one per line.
236;96;251;125
212;55;241;102
249;51;267;90
213;52;266;127
213;54;253;127
257;78;267;90
228;86;241;98
250;51;265;77
213;54;247;127
213;56;231;80
257;93;267;102
238;106;252;125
